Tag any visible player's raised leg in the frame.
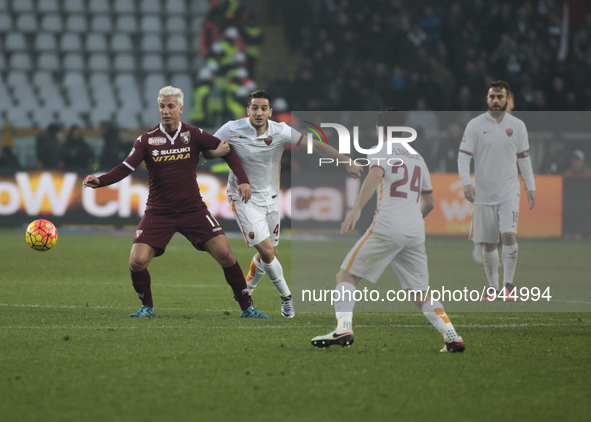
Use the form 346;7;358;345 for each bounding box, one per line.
245;253;265;294
392;241;465;352
311;270;358;348
128;243;157;317
203;234;269;318
409;291;464;353
231;200;292;316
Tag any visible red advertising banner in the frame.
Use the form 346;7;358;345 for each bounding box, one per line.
0;171;563;238
0;171;292;227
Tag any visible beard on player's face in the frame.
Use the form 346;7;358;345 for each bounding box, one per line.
488;101;507;114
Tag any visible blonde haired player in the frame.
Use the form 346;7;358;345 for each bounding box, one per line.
83;86;269;319
204;90;362;317
459;81;536;301
311;108;465;352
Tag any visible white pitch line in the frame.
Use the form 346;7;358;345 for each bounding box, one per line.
1;303;590;319
0;280;223;288
551;299;591;304
0;303;247;312
0;323;588;330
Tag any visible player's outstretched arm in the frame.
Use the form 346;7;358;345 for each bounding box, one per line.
311;139;363;179
87;136;144;188
201;139;230;160
83;175;100;188
341;166;383;233
220;148;250;190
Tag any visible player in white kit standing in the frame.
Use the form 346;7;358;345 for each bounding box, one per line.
311;108;465;352
458;81;536;301
209;90;362;317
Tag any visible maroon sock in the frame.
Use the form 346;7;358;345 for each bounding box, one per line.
131;269;153;308
223;262;251;311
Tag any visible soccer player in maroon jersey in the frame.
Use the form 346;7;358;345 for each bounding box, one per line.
83;86;269;318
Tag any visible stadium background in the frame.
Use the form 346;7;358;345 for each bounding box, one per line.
0;0;589;237
1;2;590;422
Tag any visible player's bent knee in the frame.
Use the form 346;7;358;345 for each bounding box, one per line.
217;248;236;267
129;244;155;272
501;232;517;245
336;269;358;286
483;242;498;252
129;257;148;272
258;245;275;263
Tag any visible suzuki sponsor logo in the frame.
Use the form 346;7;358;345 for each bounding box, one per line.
151;147;191;162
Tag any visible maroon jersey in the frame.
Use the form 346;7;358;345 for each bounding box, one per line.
97;122;249;212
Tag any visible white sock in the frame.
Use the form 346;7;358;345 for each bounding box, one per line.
502;243;518;287
482;250;499;290
420;300;460;343
335;282;355;332
245;255;265;293
261;257;291;297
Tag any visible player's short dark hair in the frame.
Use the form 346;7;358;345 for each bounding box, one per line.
248;90;271;107
488;80;511;95
376;107;405;127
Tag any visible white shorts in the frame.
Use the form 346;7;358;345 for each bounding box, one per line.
470;199;520;244
340;230;429;290
230;198;280;247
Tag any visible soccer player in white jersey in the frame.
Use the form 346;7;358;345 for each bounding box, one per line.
206;90;362;317
311;108;465;353
458;81;536;301
472;90;515;264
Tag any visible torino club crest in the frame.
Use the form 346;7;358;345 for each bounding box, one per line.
180;131;190;144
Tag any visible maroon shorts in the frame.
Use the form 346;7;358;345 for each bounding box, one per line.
133;208;225;256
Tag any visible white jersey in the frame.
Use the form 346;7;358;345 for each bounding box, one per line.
214;118;303;206
460;112;530;205
369;147;433;239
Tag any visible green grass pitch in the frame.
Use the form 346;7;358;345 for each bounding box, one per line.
1;230;590;422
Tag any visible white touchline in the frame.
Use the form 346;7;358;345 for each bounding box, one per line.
0;323;585;330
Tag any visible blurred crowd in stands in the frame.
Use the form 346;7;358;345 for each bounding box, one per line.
270;0;590;112
188;0;263;128
266;0;591;176
2;0;591;178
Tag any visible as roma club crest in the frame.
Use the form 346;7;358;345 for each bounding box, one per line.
180;131;191;144
249;232;255;240
506;128;513;137
135;230;143;239
264;136;273;146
